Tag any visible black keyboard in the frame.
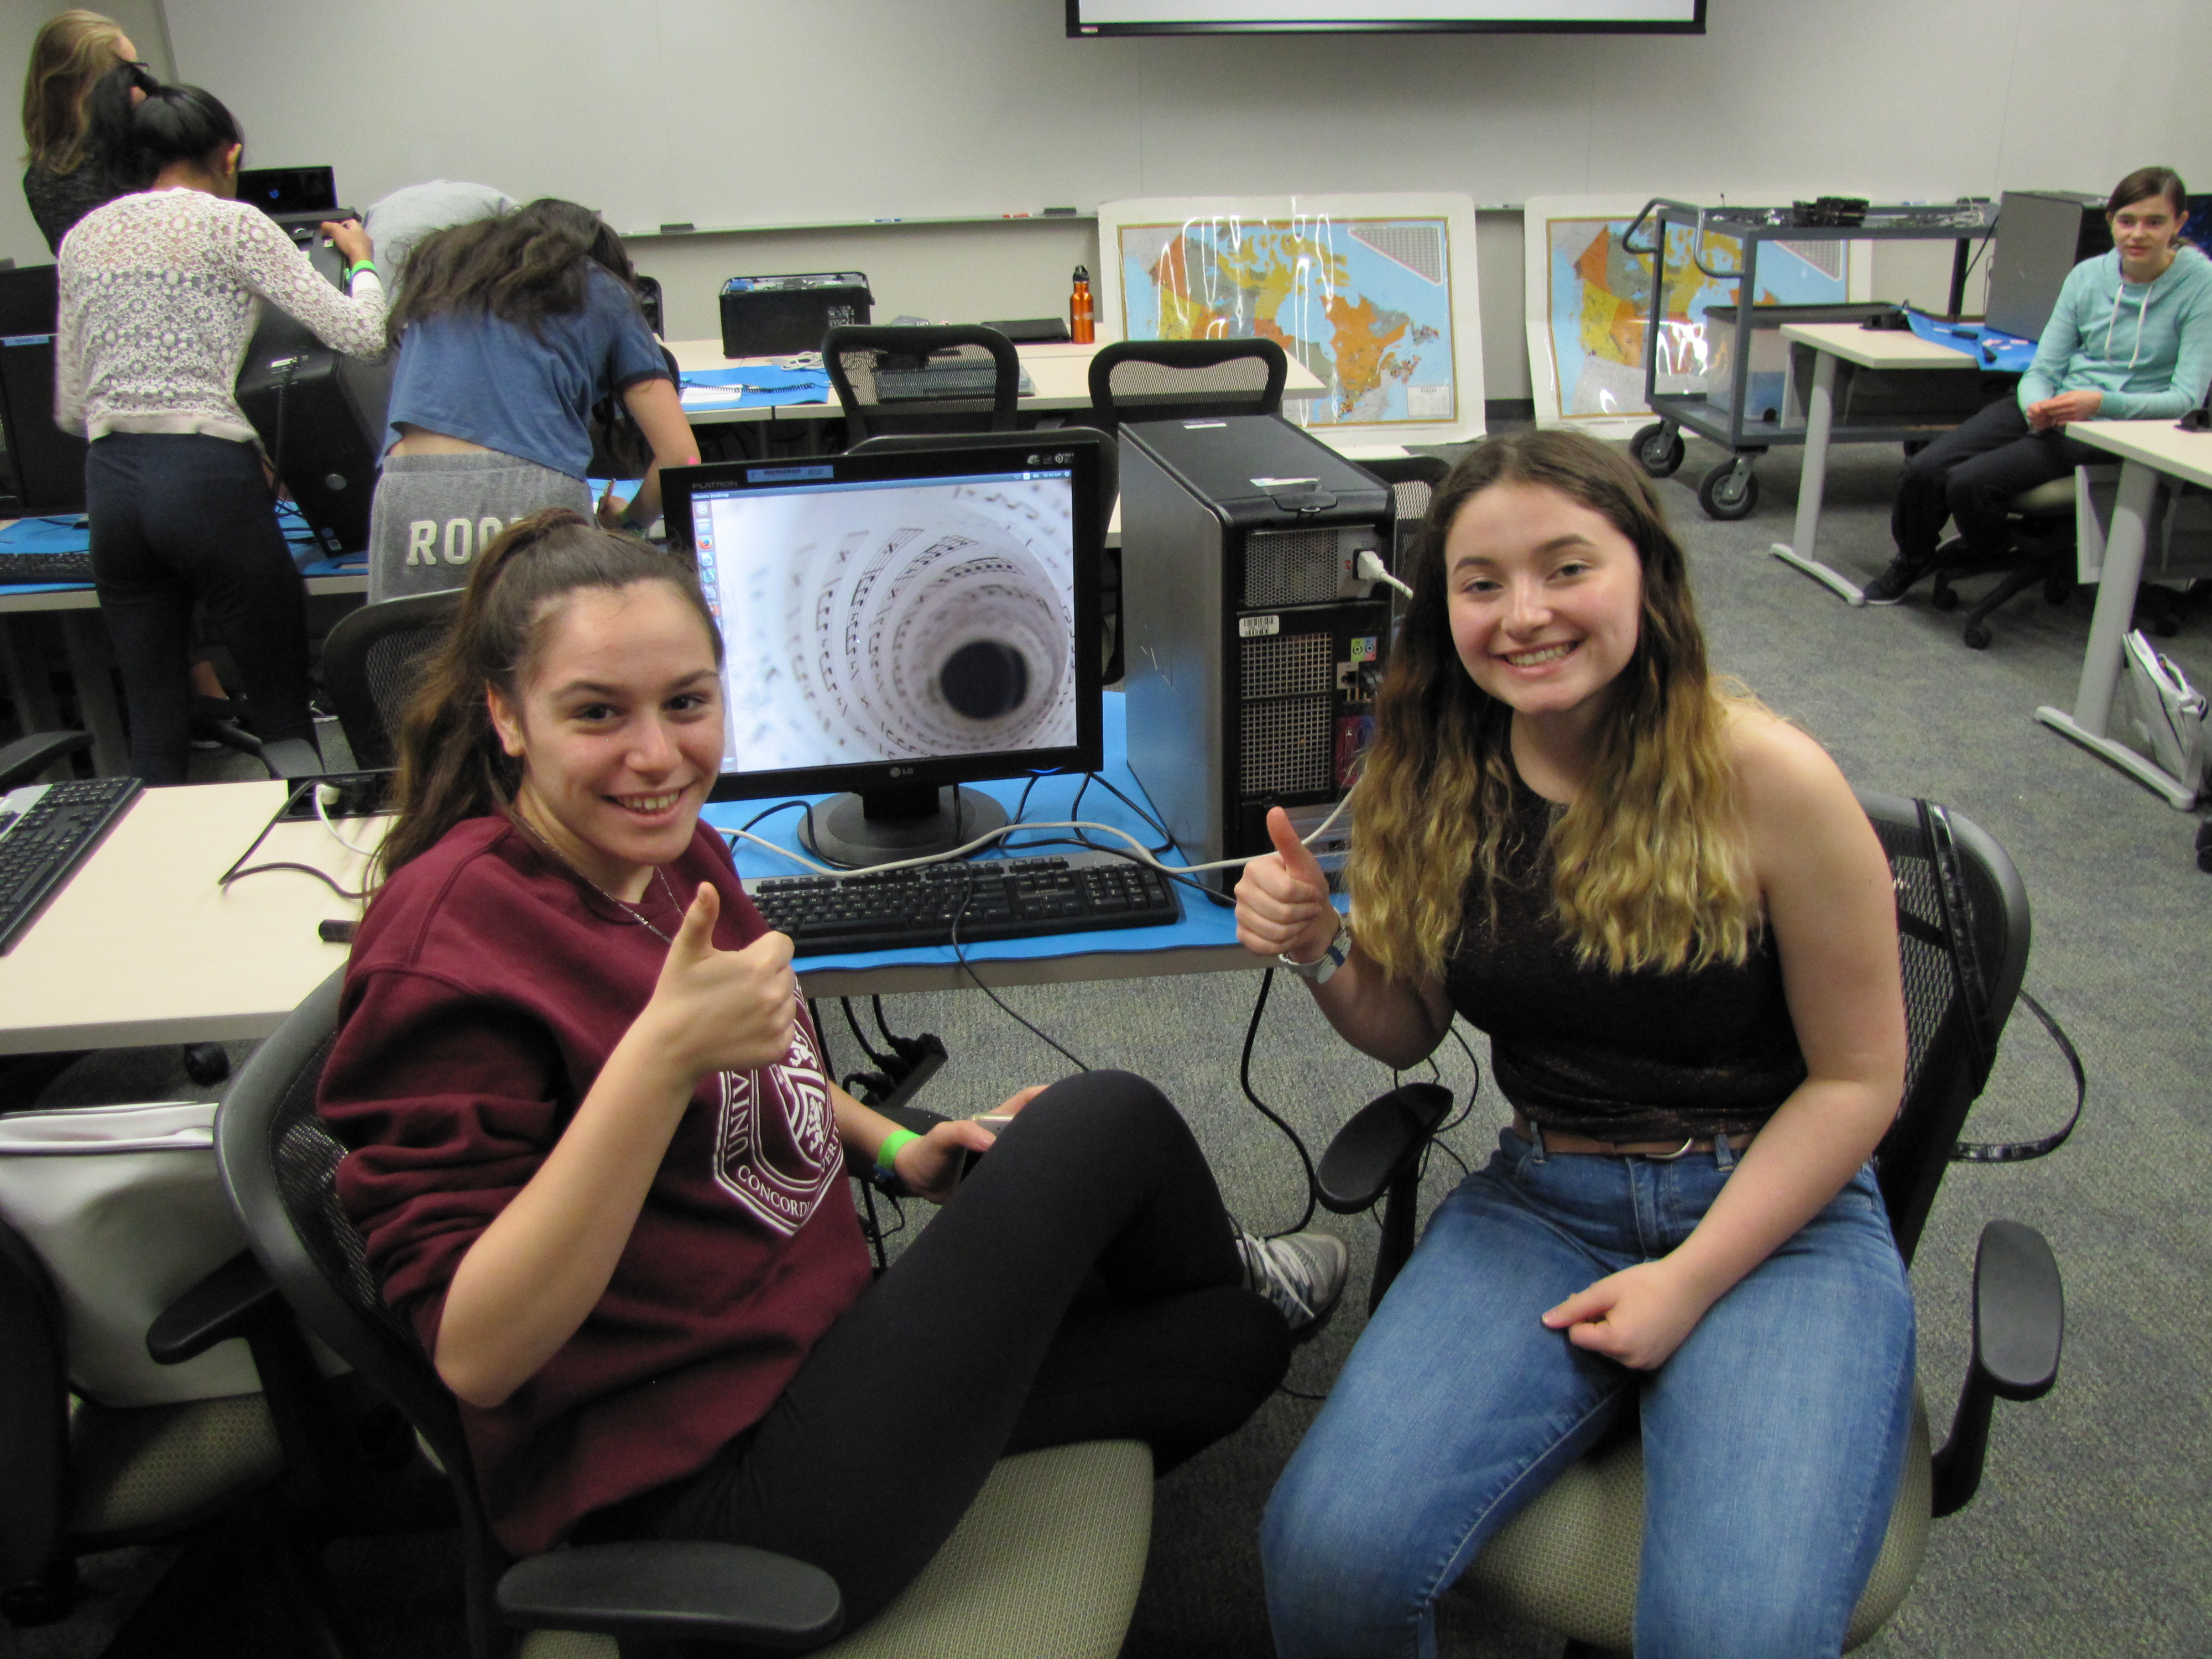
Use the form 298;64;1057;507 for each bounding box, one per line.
749;853;1181;957
0;775;142;953
0;551;95;587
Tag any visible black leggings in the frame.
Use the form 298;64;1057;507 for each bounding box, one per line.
1891;393;2099;567
86;432;320;784
586;1071;1291;1632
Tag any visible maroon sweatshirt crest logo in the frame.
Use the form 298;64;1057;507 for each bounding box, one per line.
710;1015;841;1235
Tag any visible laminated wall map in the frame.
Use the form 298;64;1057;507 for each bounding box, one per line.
1524;195;1869;438
1097;194;1484;448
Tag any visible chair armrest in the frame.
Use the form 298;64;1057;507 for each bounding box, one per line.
498;1540;843;1648
1973;1217;2064;1400
1315;1083;1453;1215
1931;1219;2064;1517
0;730;92;792
146;1249;283;1365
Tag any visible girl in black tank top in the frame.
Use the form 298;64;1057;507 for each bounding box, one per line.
1237;430;1916;1659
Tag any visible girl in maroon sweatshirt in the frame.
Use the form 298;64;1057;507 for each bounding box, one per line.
317;509;1343;1626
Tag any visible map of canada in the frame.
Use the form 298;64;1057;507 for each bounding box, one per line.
1118;216;1457;430
1545;218;1847;421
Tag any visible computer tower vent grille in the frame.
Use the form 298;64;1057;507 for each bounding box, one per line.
1240;632;1333;702
1243;529;1340;608
1241;697;1333;798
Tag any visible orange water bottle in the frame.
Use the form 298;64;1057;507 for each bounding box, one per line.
1071;265;1094;344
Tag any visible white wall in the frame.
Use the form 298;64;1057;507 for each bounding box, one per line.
10;0;2206;399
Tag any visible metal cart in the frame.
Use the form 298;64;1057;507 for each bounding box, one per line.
1621;198;2000;519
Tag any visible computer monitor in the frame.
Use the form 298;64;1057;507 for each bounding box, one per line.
1985;190;2112;340
663;434;1105;868
0;264;88;515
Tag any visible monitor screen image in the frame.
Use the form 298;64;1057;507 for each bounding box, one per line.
693;469;1078;776
666;437;1104;867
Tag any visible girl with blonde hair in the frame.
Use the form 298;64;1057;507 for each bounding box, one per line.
1240;429;1914;1659
20;8;135;251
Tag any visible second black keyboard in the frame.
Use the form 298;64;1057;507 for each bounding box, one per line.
0;551;96;587
0;774;143;953
749;853;1181;956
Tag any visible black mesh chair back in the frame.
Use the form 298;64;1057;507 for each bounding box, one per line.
1086;338;1288;432
216;968;514;1657
1854;791;2030;1264
823;325;1021;445
1352;452;1452;578
321;591;462;771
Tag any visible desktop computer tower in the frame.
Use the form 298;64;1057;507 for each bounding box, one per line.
0;264;88;516
1985;191;2113;339
1119;415;1394;893
234;230;392;556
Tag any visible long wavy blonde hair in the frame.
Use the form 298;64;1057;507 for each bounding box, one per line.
20;9;129;174
1347;429;1760;983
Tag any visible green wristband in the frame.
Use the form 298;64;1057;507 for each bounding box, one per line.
875;1127;921;1175
345;260;377;282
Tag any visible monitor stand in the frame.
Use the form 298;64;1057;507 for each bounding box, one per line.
797;782;1009;869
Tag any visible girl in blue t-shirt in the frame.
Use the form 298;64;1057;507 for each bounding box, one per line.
366;199;698;602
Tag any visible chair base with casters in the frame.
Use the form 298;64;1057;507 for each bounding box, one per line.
1308;791;2066;1656
217;967;1159;1659
1929;473;2083;649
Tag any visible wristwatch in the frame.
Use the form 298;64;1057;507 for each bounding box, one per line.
1279;913;1350;984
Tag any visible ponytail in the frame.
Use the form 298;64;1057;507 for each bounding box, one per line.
86;67;240;191
373;510;722;887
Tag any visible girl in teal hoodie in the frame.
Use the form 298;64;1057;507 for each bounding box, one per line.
1867;166;2212;603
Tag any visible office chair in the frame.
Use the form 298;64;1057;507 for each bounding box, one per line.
848;428;1123;680
0;1202;412;1648
1086;337;1289;433
320;590;462;771
823;325;1022;447
218;968;1157;1659
0;727;90;791
1926;467;2113;649
1314;790;2065;1656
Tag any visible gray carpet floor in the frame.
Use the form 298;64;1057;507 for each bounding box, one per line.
7;429;2209;1657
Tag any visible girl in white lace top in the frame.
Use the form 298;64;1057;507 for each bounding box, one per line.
56;73;387;784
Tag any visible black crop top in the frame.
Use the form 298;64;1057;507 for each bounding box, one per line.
1441;770;1806;1142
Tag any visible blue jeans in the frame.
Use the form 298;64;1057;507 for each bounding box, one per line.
1262;1126;1916;1659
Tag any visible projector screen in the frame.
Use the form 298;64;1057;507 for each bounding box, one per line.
1068;0;1702;33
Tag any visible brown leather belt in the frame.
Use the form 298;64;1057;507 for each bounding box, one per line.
1511;1112;1756;1160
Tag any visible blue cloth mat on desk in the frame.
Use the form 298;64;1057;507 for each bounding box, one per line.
1906;312;2039;374
3;502;351;588
702;693;1251;973
679;365;833;410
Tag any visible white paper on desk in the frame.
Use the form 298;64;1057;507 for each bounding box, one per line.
680;384;744;408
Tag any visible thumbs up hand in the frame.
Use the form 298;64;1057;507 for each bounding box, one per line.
645;883;800;1079
1234;807;1342;966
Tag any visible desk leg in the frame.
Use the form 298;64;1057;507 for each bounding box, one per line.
1768;352;1863;604
2034;458;2195;807
56;609;129;777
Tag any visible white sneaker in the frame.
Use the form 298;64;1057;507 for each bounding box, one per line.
1237;1228;1349;1334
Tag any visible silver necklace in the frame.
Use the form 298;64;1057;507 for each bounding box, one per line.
509;806;682;943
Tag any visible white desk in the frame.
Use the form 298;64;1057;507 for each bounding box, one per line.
2033;419;2212;807
0;780;367;1056
664;338;1326;426
1770;322;1986;604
